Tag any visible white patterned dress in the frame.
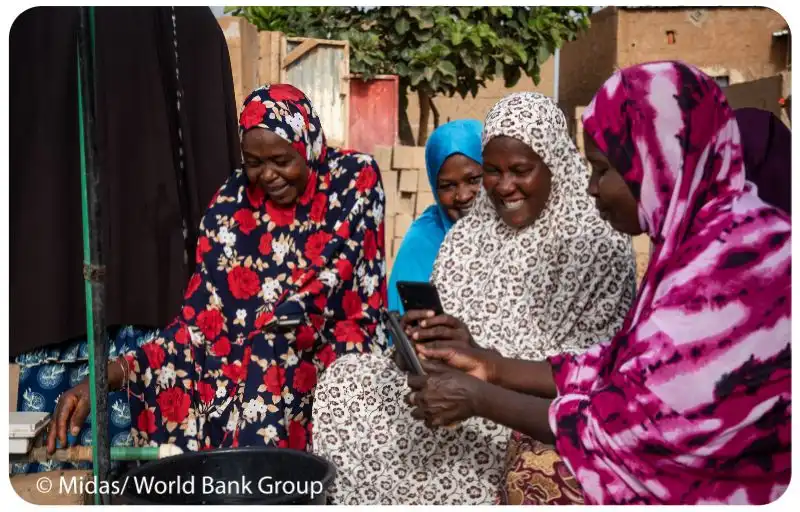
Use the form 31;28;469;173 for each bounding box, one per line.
312;93;637;505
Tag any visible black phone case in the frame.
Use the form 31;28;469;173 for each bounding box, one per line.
385;310;425;375
396;281;445;315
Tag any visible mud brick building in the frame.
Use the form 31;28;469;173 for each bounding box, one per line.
558;7;790;133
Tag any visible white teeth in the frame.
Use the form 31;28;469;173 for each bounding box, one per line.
502;200;524;211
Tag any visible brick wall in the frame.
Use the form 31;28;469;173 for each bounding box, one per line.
617;7;788;81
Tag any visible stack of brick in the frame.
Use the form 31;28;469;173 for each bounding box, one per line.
373;145;436;275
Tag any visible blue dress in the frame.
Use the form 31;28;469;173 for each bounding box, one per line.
11;326;156;475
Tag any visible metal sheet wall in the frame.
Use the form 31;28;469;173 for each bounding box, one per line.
285;40;348;146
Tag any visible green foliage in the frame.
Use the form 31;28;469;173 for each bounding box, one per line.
227;6;590;97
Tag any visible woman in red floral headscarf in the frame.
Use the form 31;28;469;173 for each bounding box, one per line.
48;84;389;453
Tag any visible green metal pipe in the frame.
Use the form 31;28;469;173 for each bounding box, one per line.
77;5;110;505
110;446;161;461
26;446;163;463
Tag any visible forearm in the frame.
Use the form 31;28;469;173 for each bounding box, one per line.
472;380;555;444
492;357;558;399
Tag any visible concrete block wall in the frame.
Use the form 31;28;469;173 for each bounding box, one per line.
724;74;786;120
375;145;433;275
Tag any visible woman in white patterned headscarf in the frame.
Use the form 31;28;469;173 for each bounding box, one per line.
311;93;637;505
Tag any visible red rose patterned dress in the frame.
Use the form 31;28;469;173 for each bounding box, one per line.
124;84;388;452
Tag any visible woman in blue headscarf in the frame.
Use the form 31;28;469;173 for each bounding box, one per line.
387;120;484;313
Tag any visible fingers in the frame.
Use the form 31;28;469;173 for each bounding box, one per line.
411;325;457;342
410;315;469;343
70;397;91;441
417;340;472;353
407;393;436;429
428;408;463;428
416;342;461;361
417;343;484;377
409;406;427;422
57;396;75;451
417;314;459;329
419;359;452;374
408;393;439;428
46;410;58;454
402;309;435;326
49;393;76;454
409;398;463;429
393;349;409;373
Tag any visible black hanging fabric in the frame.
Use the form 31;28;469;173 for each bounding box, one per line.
9;7;241;357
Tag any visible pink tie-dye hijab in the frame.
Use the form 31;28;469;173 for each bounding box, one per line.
547;61;791;504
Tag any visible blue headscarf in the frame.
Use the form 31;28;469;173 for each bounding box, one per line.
387;119;483;317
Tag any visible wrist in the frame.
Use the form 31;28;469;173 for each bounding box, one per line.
469;379;491;418
485;351;504;385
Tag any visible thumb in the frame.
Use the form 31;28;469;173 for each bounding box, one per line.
418;344;477;372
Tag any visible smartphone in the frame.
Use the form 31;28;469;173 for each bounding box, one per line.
384;310;425;375
396;281;445;316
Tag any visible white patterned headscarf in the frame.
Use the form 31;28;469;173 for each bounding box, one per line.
432;92;637;359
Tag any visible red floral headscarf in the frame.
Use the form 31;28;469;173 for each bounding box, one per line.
239;84;328;172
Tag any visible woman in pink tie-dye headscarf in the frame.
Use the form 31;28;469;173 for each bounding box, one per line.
409;61;790;505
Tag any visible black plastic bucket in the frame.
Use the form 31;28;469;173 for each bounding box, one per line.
115;447;336;505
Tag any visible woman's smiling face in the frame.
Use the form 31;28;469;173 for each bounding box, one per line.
482;136;552;229
242;128;309;207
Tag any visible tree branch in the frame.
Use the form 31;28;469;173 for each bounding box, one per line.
417;88;431;146
429;96;440;131
398;80;416;146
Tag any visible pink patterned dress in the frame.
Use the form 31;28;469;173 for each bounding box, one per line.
548;61;791;505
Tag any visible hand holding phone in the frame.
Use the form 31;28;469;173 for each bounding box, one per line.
400;310;477;352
